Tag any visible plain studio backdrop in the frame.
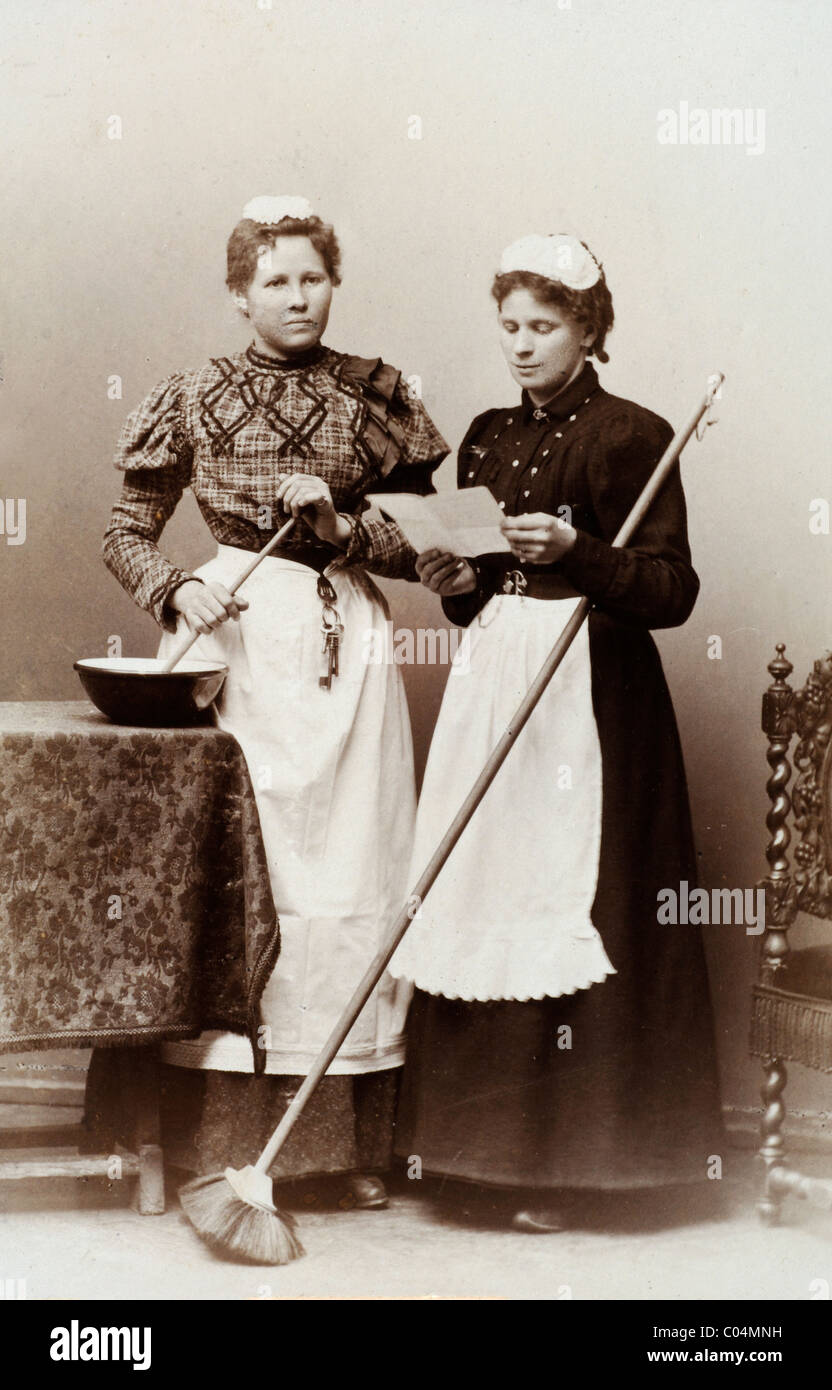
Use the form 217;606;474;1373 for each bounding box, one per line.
1;0;831;1135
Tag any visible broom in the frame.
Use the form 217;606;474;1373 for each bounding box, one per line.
179;372;725;1264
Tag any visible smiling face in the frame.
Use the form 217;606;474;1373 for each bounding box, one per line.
234;235;333;359
498;288;595;405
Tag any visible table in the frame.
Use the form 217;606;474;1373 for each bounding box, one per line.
0;701;280;1210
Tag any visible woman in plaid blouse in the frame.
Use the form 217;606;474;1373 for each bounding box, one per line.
102;197;448;1210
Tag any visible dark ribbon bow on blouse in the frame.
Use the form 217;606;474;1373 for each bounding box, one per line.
339;356;408;479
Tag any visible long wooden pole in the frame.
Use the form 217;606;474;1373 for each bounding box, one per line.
253;374;724;1175
159;518;296;673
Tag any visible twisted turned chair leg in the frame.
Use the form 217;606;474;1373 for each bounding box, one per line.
757;1056;788;1225
756;647;796;1227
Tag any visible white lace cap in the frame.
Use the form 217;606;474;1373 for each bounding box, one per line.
499;233;601;290
242;195;315;226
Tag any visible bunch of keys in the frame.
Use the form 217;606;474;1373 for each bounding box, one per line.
317;576;344;690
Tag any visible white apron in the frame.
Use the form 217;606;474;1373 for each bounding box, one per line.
160;546;414;1075
388;592;615;1002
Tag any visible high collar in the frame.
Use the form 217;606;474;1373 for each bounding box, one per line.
520;360;600;425
245;341;327;372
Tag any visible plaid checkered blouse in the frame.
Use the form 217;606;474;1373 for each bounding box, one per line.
103;343;449;629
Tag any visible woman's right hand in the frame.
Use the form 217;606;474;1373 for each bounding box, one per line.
415;550;477;596
167;579;249;635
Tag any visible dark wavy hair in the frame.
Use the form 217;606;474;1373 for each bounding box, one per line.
226;216;342;294
491;254;614;363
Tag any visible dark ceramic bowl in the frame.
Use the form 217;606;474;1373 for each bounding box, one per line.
74;657;228;727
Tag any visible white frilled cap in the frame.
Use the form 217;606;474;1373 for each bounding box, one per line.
499;233;601;291
242;195;315;226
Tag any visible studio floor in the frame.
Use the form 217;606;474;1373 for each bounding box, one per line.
1;1105;831;1301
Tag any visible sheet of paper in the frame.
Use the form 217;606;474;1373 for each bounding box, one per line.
366;487;512;555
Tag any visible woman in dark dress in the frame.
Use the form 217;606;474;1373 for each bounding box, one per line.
390;233;723;1231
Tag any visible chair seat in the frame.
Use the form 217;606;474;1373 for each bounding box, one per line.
751;946;832;1074
773;945;832;1002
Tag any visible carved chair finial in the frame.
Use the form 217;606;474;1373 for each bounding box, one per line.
763;644;794;736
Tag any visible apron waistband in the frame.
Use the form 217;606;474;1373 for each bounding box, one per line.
222;539;339;576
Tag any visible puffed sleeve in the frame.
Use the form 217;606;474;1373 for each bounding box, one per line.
555;407;699;628
102;373;200;631
337;361;449;581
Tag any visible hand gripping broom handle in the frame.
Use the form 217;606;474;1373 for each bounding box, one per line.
253;373;725;1176
159;518;297;673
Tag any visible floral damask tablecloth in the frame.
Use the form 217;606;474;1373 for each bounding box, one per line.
0;703;279;1071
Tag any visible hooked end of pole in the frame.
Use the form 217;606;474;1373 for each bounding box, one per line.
706;371;725;405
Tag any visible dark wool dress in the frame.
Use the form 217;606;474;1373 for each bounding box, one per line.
394;360;724;1190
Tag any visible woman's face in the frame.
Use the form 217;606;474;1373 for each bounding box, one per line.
498;288;594;405
235;235;333;358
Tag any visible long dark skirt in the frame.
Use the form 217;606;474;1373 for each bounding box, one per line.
84;1052;398;1181
394;617;724;1190
158;1066;398;1180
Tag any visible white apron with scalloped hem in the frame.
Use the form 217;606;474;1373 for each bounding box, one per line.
388;591;615;1002
159;546;414;1075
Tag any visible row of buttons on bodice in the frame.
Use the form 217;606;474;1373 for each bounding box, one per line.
466;394;594;514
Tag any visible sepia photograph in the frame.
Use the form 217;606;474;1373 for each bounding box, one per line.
1;0;830;1354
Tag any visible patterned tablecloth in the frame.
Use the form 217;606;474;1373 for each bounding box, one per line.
0;703;279;1071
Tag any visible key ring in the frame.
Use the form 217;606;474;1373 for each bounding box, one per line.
320;603;342;631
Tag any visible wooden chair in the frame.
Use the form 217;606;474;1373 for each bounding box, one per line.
751;644;832;1222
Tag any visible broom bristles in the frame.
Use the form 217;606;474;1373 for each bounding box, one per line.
179;1173;305;1265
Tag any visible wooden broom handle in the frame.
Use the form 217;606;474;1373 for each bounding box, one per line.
159;518;296;673
253;374;725;1175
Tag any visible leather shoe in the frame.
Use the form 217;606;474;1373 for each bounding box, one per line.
511;1205;564;1233
341;1173;389;1210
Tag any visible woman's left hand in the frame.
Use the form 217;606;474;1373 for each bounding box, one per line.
501;512;577;565
275;474;349;547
